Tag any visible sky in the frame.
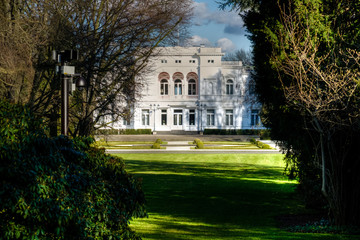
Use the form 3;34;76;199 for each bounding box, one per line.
187;0;252;54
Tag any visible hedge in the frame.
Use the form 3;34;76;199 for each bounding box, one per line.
203;129;271;139
96;128;152;135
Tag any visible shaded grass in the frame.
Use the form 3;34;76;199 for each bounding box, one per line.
117;154;353;239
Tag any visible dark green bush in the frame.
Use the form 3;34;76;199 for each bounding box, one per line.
203;129;266;135
259;129;271;140
155;139;163;144
0;100;146;239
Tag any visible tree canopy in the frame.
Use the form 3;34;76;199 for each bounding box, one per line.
219;0;360;226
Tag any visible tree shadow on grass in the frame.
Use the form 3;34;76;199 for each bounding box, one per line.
124;156;343;239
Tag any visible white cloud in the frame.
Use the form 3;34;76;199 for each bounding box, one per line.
186;35;213;47
216;38;236;53
192;1;245;35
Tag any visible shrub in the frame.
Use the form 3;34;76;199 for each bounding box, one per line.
249;138;257;144
0;100;146;239
193;138;204;149
259;129;271;140
151;142;161;149
203;129;267;135
249;138;272;149
155;138;163;144
96;128;152;135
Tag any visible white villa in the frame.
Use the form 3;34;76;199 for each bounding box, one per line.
106;46;263;133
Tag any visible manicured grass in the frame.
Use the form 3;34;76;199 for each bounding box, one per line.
117;154;351;239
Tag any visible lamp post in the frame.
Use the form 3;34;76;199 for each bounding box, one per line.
61;73;86;136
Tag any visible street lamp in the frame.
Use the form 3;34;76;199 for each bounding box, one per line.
61;73;87;136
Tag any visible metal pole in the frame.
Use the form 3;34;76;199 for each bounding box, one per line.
61;74;69;136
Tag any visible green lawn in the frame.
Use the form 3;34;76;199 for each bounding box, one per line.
117;154;353;239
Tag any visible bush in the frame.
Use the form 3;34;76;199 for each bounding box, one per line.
249;138;272;149
259;129;271;140
151;142;160;149
203;129;266;135
155;138;163;144
0;100;146;239
96;128;152;135
193;138;204;149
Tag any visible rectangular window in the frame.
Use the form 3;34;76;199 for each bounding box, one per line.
189;60;195;63
142;109;150;125
175;60;182;63
225;109;234;126
251;110;260;126
173;109;183;125
207;109;215;126
161;109;167;125
161;59;167;63
189;109;195;125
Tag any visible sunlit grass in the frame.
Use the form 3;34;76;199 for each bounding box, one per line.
117;154;352;239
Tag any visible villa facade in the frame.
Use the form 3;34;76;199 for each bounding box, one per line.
107;46;263;133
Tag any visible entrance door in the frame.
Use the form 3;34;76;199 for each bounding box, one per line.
173;109;183;130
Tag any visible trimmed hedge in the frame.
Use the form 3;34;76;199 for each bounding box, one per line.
96;128;152;135
0;100;146;239
203;129;271;139
193;138;204;149
250;138;272;149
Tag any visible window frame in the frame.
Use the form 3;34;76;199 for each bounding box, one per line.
226;79;234;95
207;109;215;126
160;79;169;95
225;109;234;126
188;79;197;95
141;109;150;126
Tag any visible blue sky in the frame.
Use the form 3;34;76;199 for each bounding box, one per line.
187;0;252;53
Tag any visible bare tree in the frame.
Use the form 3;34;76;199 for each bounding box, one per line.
21;0;192;136
0;0;49;103
223;49;253;66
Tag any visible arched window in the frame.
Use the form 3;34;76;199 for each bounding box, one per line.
160;79;168;95
174;79;182;95
226;79;234;95
186;72;198;96
188;79;197;95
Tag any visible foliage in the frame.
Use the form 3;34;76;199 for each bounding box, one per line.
250;138;272;149
151;143;161;149
193;138;204;149
155;139;163;144
96;129;152;135
219;0;360;226
203;128;264;135
0;100;146;239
